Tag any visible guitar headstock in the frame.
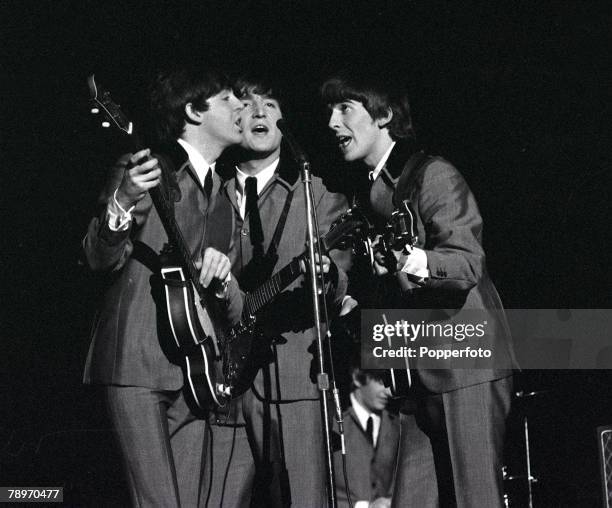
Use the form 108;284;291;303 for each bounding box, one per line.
87;74;133;136
322;206;373;253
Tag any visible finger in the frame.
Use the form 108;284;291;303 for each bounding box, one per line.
130;159;159;176
200;248;221;288
321;255;331;273
128;148;151;167
214;256;230;281
134;168;162;185
199;249;215;287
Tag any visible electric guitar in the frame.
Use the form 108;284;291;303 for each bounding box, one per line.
222;207;371;398
87;75;230;409
378;199;419;397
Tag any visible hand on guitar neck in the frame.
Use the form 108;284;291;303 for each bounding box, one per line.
114;148;162;209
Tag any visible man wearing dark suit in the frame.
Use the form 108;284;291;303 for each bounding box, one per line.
213;75;351;507
83;65;245;507
321;70;516;507
334;368;399;508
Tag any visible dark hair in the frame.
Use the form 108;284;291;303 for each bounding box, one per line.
148;64;231;144
233;74;286;114
320;71;415;142
352;368;388;390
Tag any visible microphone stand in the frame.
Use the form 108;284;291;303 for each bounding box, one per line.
277;120;337;507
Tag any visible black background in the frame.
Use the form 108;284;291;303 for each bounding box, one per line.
2;1;611;505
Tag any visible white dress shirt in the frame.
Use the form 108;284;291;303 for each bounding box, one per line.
350;393;381;447
235;158;279;219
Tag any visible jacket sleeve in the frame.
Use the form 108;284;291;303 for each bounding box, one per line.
416;159;485;292
83;154;153;272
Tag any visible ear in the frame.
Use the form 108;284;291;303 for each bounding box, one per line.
185;102;205;124
377;107;393;130
351;370;363;389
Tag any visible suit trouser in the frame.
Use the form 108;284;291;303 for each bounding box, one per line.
392;376;513;508
210;389;326;508
202;421;254;507
106;386;208;508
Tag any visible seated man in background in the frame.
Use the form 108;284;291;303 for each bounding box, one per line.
334;367;399;508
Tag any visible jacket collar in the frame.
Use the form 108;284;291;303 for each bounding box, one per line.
151;140;190;173
378;139;419;186
273;145;300;189
221;148;300;199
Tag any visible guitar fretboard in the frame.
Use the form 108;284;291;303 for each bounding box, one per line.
242;256;304;318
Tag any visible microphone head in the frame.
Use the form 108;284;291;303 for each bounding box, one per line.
276;118;286;132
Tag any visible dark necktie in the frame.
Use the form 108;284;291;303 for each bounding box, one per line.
204;169;213;199
245;176;264;257
366;416;374;446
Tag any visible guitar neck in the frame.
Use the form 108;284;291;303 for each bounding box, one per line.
149;187;204;294
131;136;205;300
243;255;304;318
240;212;362;320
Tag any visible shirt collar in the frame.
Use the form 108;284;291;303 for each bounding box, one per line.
350;392;381;432
369;141;396;183
177;138;215;187
236;157;280;196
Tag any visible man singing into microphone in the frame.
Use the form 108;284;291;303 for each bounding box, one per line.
321;68;516;507
211;74;353;507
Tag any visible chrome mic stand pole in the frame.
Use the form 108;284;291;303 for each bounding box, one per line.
277;119;337;507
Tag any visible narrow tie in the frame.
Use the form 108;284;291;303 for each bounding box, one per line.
245;176;264;257
366;415;374;446
204;169;213;199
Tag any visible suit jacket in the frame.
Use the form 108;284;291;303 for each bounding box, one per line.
222;153;351;400
334;407;400;507
83;142;242;390
366;142;516;393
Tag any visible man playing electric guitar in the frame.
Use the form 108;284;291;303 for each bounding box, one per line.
210;74;353;508
322;68;516;508
83;64;244;507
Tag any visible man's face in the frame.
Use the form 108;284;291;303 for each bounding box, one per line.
328;100;387;167
239;92;283;158
354;374;391;413
200;89;244;149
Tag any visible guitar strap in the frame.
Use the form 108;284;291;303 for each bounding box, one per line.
265;189;294;262
238;187;294;292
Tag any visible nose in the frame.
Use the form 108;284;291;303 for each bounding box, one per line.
252;101;265;118
328;108;340;130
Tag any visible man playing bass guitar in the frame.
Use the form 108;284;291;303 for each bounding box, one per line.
83;64;244;507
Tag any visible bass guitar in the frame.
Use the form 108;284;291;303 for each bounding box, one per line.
223;207;371;398
87;75;229;409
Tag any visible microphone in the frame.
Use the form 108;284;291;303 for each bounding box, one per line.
276;119;308;164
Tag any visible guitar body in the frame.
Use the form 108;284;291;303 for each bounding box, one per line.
160;264;229;409
223;319;262;398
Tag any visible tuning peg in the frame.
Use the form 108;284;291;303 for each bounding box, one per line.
90;107;99;114
101;121;110;128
